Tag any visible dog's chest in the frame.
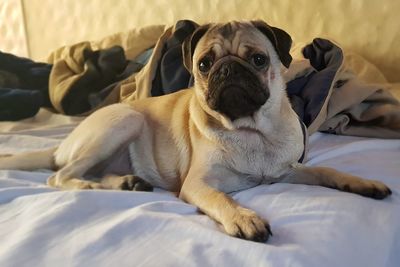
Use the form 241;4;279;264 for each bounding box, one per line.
219;130;303;182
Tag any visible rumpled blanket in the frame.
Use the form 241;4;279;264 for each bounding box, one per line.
48;45;146;115
286;39;400;138
46;20;400;138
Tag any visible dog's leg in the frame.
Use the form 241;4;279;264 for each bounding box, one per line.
281;164;392;199
180;165;271;242
0;147;57;170
48;104;145;190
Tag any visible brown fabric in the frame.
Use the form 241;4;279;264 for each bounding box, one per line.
49;43;91;113
117;27;173;103
47;25;167;114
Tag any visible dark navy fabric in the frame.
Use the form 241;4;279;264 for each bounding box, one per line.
0;51;52;121
298;120;308;163
0;88;43;121
286;39;343;127
151;20;197;96
0;51;52;107
286;73;314;124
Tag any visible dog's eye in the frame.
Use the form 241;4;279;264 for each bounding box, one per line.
198;57;213;73
251;53;268;69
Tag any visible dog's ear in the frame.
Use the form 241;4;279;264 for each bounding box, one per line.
251;20;292;68
182;24;211;73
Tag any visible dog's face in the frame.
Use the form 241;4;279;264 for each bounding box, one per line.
183;21;292;122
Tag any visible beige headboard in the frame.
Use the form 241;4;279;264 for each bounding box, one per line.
1;0;399;81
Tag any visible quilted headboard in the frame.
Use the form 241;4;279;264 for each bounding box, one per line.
1;0;399;81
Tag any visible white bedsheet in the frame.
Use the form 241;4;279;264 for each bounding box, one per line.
0;109;399;267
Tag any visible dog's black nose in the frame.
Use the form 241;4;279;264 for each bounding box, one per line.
218;62;242;79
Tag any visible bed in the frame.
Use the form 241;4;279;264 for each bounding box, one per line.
1;110;399;266
1;1;400;266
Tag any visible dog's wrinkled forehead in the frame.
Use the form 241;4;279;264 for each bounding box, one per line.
195;22;271;59
182;20;292;73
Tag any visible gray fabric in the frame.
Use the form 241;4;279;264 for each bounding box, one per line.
319;78;400;138
290;38;400;138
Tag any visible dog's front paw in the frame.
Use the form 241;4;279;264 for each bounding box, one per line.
223;207;272;242
341;179;392;200
119;175;153;192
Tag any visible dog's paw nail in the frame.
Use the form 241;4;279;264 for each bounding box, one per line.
266;223;273;237
225;208;271;242
236;228;245;239
387;187;392;195
346;180;392;200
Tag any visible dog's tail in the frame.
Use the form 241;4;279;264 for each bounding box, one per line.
0;147;58;171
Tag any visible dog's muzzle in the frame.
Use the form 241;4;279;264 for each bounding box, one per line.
207;60;269;121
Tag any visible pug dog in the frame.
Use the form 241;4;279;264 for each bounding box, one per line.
0;20;391;242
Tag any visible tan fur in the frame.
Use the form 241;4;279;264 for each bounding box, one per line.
0;147;56;171
0;21;391;242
